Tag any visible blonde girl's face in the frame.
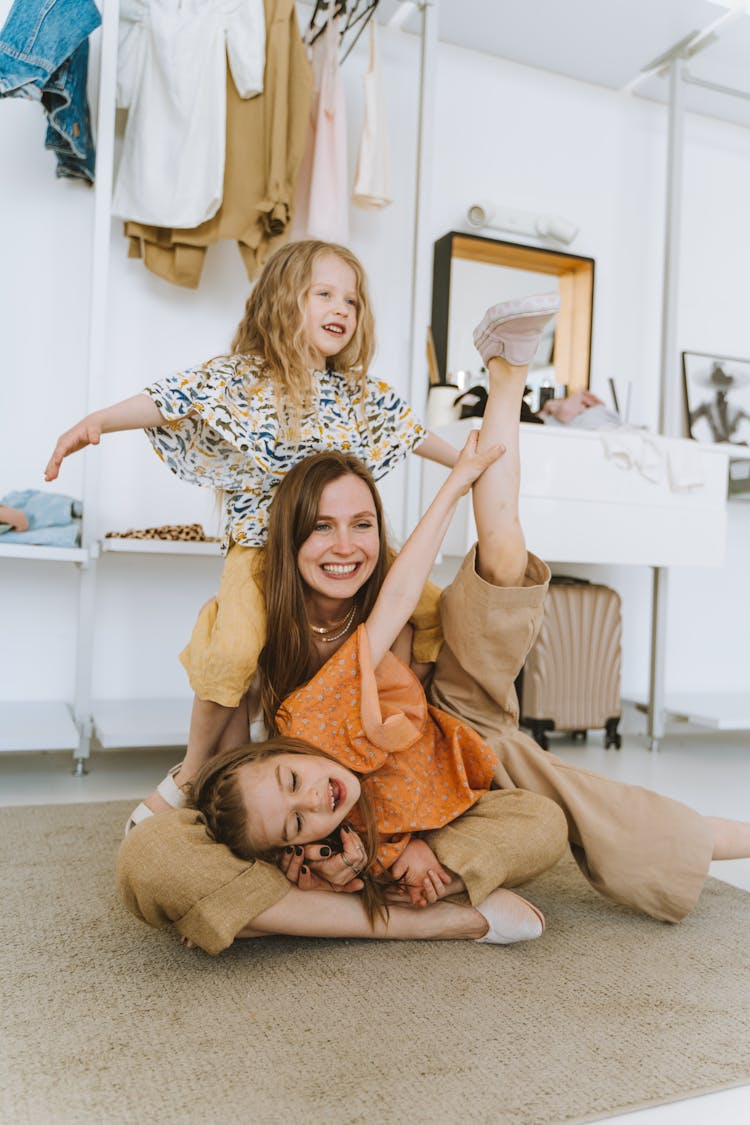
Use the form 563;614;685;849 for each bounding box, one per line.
297;474;380;604
238;752;362;850
303;253;358;366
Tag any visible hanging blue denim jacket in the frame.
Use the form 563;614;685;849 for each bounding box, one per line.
0;0;102;184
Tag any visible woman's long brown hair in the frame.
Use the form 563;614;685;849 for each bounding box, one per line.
256;452;390;734
231;239;376;438
190;738;398;924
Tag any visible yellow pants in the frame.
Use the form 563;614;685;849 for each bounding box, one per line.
180;543;444;708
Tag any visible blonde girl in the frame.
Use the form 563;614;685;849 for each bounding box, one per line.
45;240;457;828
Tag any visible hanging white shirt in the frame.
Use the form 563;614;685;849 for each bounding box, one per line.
352;20;392;210
113;0;266;228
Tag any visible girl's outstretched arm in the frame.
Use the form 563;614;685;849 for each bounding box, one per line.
365;430;503;667
44;393;168;481
413;429;460;468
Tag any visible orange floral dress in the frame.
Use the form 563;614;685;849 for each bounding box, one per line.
278;625;497;870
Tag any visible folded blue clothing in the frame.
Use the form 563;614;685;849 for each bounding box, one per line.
1;489;81;530
1;522;80;547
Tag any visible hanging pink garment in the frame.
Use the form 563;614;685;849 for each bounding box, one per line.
352;20;392;210
291;15;349;243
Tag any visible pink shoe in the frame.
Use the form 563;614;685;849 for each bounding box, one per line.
473;292;561;367
474;888;546;945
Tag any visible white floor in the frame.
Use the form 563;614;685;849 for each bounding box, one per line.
1;720;748;1125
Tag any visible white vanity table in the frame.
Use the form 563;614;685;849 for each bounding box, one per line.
421;419;737;745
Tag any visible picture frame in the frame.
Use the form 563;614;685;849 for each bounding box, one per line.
681;351;750;446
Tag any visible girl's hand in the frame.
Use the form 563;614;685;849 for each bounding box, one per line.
278;826;367;893
391;839;452;907
279;850;341;893
45;418;102;481
449;429;504;497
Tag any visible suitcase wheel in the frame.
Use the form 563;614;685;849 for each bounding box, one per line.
571;730;588;742
523;719;553;751
604;717;622;750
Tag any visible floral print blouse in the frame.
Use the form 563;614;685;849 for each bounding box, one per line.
144;354;426;551
278;625;497;871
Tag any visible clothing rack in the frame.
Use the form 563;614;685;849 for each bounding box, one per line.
0;0;437;770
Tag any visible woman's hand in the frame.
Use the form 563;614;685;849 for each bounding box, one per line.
390;839;452;907
449;429;504;497
278;825;367;894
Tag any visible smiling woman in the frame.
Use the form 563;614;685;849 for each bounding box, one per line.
117;293;750;955
296;473;381;618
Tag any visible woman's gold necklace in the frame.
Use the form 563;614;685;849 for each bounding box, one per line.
309;602;357;643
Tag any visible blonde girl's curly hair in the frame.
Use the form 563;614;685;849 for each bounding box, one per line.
231;240;376;437
190;737;397;926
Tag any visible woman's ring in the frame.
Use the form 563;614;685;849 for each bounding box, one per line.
341;853;363;875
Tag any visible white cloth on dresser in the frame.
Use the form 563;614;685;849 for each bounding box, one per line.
352;21;392;210
113;0;266;227
600;429;705;492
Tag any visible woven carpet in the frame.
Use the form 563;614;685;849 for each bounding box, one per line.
2;801;749;1125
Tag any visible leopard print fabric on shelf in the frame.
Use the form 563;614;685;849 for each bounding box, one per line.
104;524;219;542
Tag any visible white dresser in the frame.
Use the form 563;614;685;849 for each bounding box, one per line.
422;421;730;567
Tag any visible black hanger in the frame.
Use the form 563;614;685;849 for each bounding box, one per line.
305;0;380;63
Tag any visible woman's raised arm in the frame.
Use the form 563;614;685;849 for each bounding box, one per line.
364;430;503;668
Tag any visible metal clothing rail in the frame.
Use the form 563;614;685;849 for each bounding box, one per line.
642;17;750;750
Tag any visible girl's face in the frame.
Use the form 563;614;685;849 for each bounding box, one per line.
238;752;361;850
303;253;358;366
297;474;380;604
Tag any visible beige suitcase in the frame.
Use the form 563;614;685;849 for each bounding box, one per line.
518;578;622;750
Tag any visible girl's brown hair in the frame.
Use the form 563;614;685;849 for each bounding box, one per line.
256;452;390;734
190;737;396;924
231;239;376;436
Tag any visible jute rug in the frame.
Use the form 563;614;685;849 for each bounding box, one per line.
1;801;749;1125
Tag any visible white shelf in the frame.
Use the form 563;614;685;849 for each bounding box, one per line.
100;539;222;556
92;698;193;749
0;702;80;752
0;544;87;564
664;692;750;731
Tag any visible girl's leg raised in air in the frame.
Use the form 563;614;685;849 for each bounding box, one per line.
472;295;560;587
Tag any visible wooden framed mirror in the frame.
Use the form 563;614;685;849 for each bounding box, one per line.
431;232;595;394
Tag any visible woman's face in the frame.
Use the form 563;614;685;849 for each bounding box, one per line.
303;253;358;366
238;752;362;850
297;474;380;603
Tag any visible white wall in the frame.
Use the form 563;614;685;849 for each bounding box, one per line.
2;5;749;712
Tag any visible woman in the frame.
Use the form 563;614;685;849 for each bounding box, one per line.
117;294;750;954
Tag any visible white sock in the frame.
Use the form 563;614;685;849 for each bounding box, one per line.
475;888;545;944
